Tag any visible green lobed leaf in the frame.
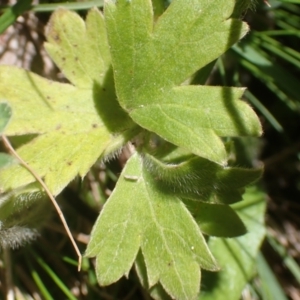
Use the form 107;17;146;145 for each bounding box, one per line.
45;8;109;89
135;250;173;300
143;153;263;205
200;186;266;300
183;201;247;237
0;8;135;196
86;153;218;300
105;0;262;164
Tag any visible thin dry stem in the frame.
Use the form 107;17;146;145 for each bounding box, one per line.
1;135;82;271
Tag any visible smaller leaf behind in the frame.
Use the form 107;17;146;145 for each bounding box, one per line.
182;200;247;237
45;8;133;132
143;153;263;204
45;8;110;88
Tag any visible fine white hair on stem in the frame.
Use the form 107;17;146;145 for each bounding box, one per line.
101;145;124;163
0;226;39;249
142;153;202;194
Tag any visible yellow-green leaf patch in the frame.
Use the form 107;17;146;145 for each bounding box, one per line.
0;9;134;195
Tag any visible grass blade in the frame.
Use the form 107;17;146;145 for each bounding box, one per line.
267;233;300;284
256;252;289;300
35;255;77;300
0;1;104;14
244;90;284;132
0;0;31;34
25;257;54;300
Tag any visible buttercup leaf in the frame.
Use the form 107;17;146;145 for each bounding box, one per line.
86;153;218;300
45;8;111;89
0;9;135;195
105;0;262;164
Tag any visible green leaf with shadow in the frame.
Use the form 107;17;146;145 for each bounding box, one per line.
86;153;219;300
105;0;262;165
0;8;136;195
